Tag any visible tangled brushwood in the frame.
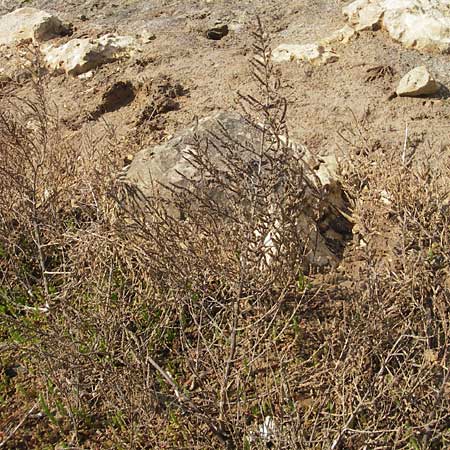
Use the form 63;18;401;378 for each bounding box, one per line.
1;21;449;450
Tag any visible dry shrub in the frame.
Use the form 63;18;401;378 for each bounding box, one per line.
0;49;123;447
107;19;327;448
1;23;327;449
319;141;450;449
1;27;449;450
0;49;119;303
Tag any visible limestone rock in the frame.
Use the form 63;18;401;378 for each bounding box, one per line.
343;0;384;30
396;66;439;97
43;34;138;76
125;112;259;200
274;26;355;67
272;43;338;65
343;0;450;53
137;30;156;43
124;111;349;268
0;7;67;46
383;2;450;53
321;25;357;45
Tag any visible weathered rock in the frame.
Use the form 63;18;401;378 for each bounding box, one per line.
321;25;357;45
272;43;338;65
124;111;349;268
43;34;138;76
138;30;156;43
0;8;67;46
383;2;450;53
274;25;355;67
396;66;439;97
343;0;384;30
343;0;450;53
206;24;229;40
78;70;94;80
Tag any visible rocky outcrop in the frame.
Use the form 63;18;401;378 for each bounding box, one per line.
272;43;338;65
343;0;450;53
43;34;139;76
272;25;356;66
0;7;67;46
343;0;384;31
0;8;137;77
123;111;349;268
320;25;357;45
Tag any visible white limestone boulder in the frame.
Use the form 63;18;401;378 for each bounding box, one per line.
43;34;139;76
396;66;439;96
0;8;67;46
343;0;450;53
343;0;384;30
272;43;338;65
321;25;357;45
383;1;450;53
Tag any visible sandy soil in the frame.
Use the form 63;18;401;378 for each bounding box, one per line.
1;0;449;168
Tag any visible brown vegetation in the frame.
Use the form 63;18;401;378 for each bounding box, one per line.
1;24;449;450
